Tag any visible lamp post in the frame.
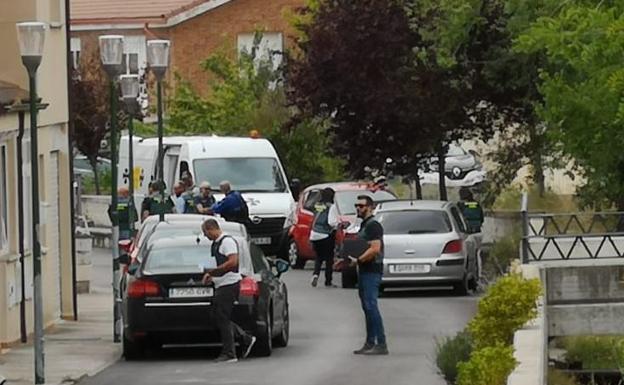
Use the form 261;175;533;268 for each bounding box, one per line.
98;35;123;343
146;40;170;222
16;21;46;385
120;75;140;233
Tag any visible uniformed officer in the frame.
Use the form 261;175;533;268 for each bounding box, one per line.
108;186;137;240
458;187;484;233
141;181;176;222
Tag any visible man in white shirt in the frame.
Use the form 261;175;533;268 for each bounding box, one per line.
201;219;256;363
309;188;339;287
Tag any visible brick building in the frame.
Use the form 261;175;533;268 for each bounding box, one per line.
70;0;305;98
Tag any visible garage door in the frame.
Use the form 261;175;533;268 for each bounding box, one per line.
49;151;61;319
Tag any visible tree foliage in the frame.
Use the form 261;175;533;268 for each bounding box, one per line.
515;1;624;208
288;0;516;200
168;34;345;186
70;49;111;195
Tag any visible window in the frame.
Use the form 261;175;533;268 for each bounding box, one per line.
450;207;467;233
237;32;284;71
122;36;146;75
0;144;8;254
193;158;287;193
70;38;81;70
302;190;321;211
376;210;452;234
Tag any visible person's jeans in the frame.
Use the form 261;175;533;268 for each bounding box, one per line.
358;272;386;346
312;234;335;285
214;282;251;357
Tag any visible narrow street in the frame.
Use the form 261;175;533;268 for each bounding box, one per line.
80;248;477;385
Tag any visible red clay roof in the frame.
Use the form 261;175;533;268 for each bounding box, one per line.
70;0;204;24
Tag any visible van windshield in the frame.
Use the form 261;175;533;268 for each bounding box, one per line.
193;158;287;193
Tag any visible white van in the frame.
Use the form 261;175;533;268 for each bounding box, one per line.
118;135;296;256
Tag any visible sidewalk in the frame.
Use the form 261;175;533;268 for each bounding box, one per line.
0;248;120;385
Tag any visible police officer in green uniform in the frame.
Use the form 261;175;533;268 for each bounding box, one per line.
458;187;484;233
141;181;176;222
108;186;137;240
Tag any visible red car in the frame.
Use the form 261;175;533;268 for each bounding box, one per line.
287;182;397;273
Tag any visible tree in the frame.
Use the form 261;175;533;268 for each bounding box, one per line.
70;49;110;195
515;1;624;209
289;0;510;200
167;34;345;186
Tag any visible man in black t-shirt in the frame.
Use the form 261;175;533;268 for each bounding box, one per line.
349;195;388;355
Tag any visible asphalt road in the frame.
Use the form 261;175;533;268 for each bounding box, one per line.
82;253;477;385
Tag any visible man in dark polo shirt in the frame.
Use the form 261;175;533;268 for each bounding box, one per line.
350;195;388;355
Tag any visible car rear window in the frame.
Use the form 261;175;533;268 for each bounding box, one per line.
143;246;216;274
376;210;452;234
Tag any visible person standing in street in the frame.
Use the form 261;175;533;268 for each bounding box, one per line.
195;181;216;215
210;181;250;226
350;195;388;355
108;186;137;240
201;219;256;363
141;181;176;221
310;187;339;288
458;187;484;233
172;181;186;214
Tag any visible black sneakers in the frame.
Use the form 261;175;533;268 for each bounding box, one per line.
353;343;374;354
214;354;238;363
362;344;389;355
311;275;319;287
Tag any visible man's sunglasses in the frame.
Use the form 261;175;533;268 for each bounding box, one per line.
354;203;369;209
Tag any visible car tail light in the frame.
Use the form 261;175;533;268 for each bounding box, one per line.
118;239;133;253
128;279;161;298
443;240;463;254
240;277;260;298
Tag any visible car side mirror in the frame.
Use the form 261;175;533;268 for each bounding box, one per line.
290;178;302;201
274;259;290;277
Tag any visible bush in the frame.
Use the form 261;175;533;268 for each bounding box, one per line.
481;231;521;283
559;336;624;370
468;274;542;349
456;344;517;385
435;330;474;384
548;368;580;385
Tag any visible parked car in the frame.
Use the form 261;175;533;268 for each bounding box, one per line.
119;214;247;293
288;182;397;270
374;200;480;295
420;143;486;187
73;154;111;177
120;234;290;359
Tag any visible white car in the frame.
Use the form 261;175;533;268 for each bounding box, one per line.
420;144;486;187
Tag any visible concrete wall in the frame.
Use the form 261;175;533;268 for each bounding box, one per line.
81;195;111;227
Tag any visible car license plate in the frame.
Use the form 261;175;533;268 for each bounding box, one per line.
389;264;430;274
169;287;213;298
252;237;272;245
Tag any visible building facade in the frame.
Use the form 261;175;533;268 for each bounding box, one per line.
0;0;74;346
70;0;304;99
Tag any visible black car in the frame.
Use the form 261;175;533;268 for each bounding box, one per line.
120;235;290;359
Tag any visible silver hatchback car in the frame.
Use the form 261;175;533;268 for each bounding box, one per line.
375;200;479;295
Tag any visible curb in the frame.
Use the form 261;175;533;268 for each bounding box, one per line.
57;346;121;385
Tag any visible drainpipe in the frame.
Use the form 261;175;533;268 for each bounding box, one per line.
65;0;78;321
17;111;27;343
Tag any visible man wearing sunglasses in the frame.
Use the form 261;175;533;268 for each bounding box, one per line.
350;195;388;355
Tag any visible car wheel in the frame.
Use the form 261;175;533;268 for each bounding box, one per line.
341;267;358;289
123;334;144;361
453;274;470;296
288;240;305;269
254;309;273;357
273;304;289;348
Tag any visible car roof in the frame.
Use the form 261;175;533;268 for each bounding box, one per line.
138;136;278;158
376;200;452;212
148;235;214;249
143;214;217;224
151;219;245;235
303;181;385;193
